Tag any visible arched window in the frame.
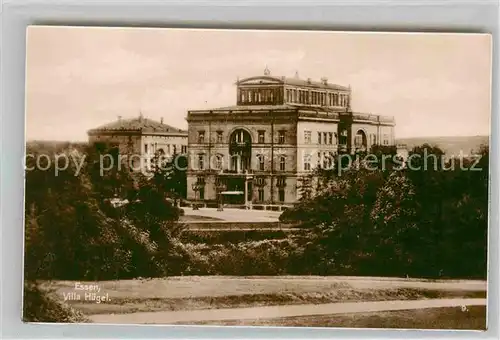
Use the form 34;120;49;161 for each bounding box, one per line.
355;130;368;149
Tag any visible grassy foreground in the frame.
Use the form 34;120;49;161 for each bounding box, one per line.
44;276;486;316
183;306;487;330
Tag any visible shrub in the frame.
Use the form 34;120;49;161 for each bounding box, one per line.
23;281;88;323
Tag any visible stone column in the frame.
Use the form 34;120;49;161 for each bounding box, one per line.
244;177;249;209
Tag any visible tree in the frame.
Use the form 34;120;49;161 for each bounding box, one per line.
370;172;419;275
149;151;187;205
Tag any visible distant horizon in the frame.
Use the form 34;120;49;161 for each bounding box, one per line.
26;133;490;144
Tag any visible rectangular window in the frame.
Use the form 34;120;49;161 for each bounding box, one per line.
318;132;322;144
216;131;223;143
198;154;204;170
199;187;205;200
323;132;328;145
303;155;311;171
279;156;286;171
215;155;223;170
277;176;286;187
328;132;333;144
304;130;311;144
256;177;265;186
258;188;265;202
258;155;265;171
278;131;285;144
383;134;389;145
198;131;205;143
278;189;285;202
339;130;348;145
144;144;148;154
258;130;265;143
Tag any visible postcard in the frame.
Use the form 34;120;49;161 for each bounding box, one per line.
24;27;490;329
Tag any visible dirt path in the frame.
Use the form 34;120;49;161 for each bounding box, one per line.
48;276;486;301
89;298;486;324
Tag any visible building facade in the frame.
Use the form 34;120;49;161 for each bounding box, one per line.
186;69;396;208
88;114;188;171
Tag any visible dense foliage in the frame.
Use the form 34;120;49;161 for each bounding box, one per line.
24;143;187;321
24;141;488;321
280;144;489;278
25;145;186;281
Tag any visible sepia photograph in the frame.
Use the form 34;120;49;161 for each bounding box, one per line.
23;26;491;329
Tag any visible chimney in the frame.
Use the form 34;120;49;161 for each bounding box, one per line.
321;77;328;85
160;117;164;124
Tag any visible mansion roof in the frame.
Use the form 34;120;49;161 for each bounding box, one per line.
237;75;350;91
187;104;395;125
88;116;187;135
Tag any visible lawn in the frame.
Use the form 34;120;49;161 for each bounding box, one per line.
183;306;487;330
43;276;486;316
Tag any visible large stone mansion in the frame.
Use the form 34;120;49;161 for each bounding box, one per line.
186;68;396;208
87;114;188;170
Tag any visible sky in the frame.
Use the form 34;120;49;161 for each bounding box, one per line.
25;27;492;141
